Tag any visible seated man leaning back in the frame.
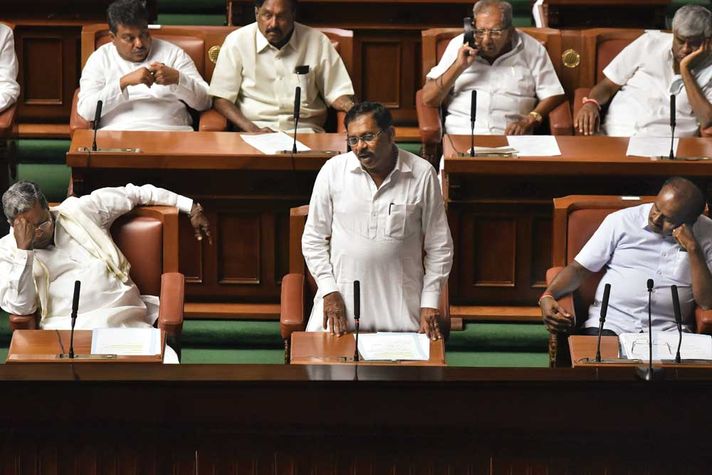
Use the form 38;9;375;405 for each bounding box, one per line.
540;177;712;337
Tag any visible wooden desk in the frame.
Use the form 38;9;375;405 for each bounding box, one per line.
6;330;164;364
290;331;446;366
443;135;712;313
67;130;346;319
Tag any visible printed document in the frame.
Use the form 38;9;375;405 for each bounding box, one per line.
619;332;712;360
91;328;162;356
241;132;310;154
626;136;679;158
506;135;561;156
356;332;430;361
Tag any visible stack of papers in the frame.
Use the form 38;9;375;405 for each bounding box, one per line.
619;332;712;360
91;328;162;356
356;332;430;361
241;131;310;154
466;145;518;157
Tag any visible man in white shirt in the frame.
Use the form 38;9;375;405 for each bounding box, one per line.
302;102;453;338
540;177;712;336
575;5;712;137
421;0;565;135
0;181;210;331
77;0;211;131
209;0;355;133
0;23;19;114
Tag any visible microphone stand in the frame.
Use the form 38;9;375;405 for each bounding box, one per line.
671;285;683;363
292;86;301;154
353;280;360;362
668;94;676;161
91;100;103;152
68;280;81;359
594;283;611;363
469;90;477;157
636;279;663;381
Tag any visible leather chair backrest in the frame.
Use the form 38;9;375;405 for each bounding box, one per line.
110;215;163;296
595;38;636;83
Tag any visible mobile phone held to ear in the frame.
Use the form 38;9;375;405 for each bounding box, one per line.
463;17;476;49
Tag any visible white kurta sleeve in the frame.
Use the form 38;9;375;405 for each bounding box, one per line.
76;184;193;229
77;48;131;121
302;164;339;296
574;213;620;273
0;25;19;113
171;47;211;111
602;33;649;87
0;246;38;315
420;168;453;309
208;33;244;103
425;35;462;80
530;40;565;100
316;34;355;106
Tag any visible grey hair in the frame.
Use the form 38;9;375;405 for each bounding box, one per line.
473;0;513;29
2;181;48;223
672;5;712;39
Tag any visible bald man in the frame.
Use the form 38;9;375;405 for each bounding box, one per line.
540;177;712;336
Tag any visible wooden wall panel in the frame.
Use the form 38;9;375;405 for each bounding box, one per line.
360;39;401;107
218;212;262;284
470;217;517;287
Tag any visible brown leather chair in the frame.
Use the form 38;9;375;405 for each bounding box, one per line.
280;205;450;362
573;28;712;137
8;206;185;350
416;27;574;167
546;195;712;367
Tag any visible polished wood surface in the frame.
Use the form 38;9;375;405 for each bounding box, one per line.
290;331;446;366
6;330;164;364
3;364;712;472
67;131;346;318
442;135;712;309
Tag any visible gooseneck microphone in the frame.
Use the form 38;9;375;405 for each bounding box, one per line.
637;278;663;381
671;284;683;363
92;100;103;152
470;90;477;157
292;86;301;154
594;283;611;363
353;280;360;362
68;280;81;359
669;94;676;160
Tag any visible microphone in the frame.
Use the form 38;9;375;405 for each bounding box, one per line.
669;94;676;160
353;280;360;362
637;278;663;381
594;283;611;363
671;285;683;363
469;90;477;157
92;100;103;152
292;86;301;154
68;280;81;359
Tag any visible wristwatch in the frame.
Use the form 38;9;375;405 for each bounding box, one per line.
528;110;543;124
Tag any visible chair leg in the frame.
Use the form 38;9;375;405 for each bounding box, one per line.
284;339;290;364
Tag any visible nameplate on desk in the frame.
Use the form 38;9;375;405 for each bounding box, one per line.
651;156;711;161
577;357;644;364
76;147;142;153
57;353;118;360
457;146;518;158
277;150;339;156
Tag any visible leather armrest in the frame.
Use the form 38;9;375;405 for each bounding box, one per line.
695;306;712;334
416;88;443;145
548;100;573;136
70;88;92;137
198;108;228;132
545;266;576;322
157;272;184;338
336;111;347;133
280;273;306;340
572;88;590;136
0;103;17;138
9;313;38;331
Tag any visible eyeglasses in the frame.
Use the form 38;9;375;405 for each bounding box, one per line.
474;28;507;39
346;129;384;147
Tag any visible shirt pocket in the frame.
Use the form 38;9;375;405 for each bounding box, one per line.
671;248;691;283
385;203;419;240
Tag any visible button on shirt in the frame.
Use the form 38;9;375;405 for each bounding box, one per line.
603;31;712;137
77;39;211;131
209;22;354;133
302;149;453;333
426;31;564;135
575;203;712;335
0;24;19;113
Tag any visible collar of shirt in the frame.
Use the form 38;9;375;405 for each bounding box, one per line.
256;24;298;55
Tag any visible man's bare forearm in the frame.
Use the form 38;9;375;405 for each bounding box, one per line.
544;261;592;298
331;94;355;112
213;97;260;132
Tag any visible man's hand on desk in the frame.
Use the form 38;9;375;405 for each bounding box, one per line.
189;202;212;244
149;62;179;86
120;68;155;91
505;114;537;136
539;296;574;333
323;291;348;336
419;307;442;340
574;103;600;136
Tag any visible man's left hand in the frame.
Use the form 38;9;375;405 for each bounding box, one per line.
190;203;212;244
680;39;711;72
418;307;442;340
149;62;180;86
672;223;699;253
505;115;537;136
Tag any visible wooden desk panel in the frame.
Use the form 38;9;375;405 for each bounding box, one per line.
290;331;446;366
67;131;346;315
443;135;712;308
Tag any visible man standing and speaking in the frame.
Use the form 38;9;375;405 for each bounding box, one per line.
302;102;453;339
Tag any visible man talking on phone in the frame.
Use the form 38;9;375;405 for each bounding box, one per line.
421;0;565;135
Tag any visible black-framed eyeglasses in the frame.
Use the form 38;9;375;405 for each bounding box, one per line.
474;28;507;39
346;129;384;147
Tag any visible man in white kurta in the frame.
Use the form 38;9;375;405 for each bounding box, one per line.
302;102;453;337
77;0;211;131
422;0;564;135
209;0;355;133
540;177;712;336
575;5;712;137
0;182;210;330
0;23;19;113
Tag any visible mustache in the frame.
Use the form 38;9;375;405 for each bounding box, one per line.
266;28;282;34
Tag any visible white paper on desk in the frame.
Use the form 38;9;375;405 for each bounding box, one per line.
91;328;162;356
356;332;430;361
626;136;679;157
506;135;561;156
619;332;712;360
241;131;310;154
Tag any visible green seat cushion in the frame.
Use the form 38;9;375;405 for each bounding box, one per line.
180;348;284;364
181;320;282;348
447;323;549;352
16;164;71;202
157;14;226;26
446;351;549;367
15;139;70;164
159;0;224;13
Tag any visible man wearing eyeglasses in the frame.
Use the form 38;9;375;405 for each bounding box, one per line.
422;0;565;135
302;102;453;339
575;5;712;137
77;0;211;131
